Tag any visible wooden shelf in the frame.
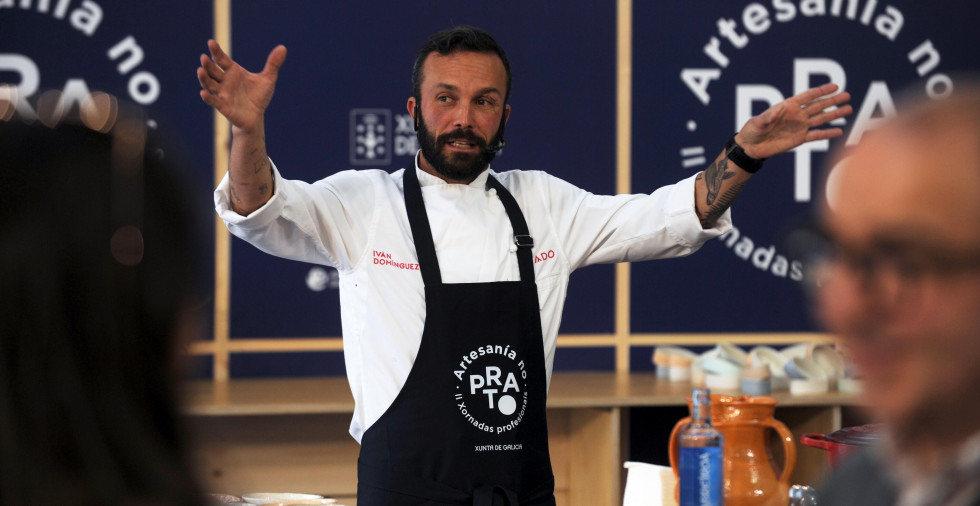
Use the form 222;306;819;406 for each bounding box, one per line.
183;373;860;505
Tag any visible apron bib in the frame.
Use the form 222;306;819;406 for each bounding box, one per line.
356;168;556;506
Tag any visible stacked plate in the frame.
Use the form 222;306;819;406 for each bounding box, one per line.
240;493;337;505
652;342;857;396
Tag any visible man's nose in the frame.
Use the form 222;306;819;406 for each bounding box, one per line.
451;102;474;129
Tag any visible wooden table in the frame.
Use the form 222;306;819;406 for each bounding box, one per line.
184;372;862;505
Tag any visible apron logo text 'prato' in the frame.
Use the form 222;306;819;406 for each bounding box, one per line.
453;345;529;437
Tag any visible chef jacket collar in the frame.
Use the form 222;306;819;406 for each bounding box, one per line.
413;151;492;189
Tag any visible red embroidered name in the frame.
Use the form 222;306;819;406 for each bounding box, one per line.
534;250;555;264
372;250;419;271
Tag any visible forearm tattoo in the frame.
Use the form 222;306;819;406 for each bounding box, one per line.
704;157;735;206
251;150;269;174
229;181;244;207
697;157;744;228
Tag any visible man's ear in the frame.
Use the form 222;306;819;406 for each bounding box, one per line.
407;97;419;131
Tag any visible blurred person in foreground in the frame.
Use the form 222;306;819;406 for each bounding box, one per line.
811;82;980;505
0;100;206;505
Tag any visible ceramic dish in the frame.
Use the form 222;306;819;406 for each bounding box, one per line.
808;343;846;379
701;356;743;377
241;493;328;505
837;377;864;394
715;343;748;365
789;378;830;395
741;377;772;396
705;372;741;391
653;346;697;378
748;346;788;375
784;356;828;381
780;343;810;360
741;364;772;381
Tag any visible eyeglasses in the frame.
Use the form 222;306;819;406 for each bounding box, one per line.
787;224;980;309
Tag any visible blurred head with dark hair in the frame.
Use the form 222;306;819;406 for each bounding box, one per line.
0;97;205;505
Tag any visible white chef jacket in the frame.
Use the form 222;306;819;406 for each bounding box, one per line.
215;154;731;442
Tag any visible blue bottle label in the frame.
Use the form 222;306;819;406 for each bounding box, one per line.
679;446;723;506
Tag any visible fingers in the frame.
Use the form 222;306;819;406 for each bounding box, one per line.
262;45;288;77
207;39;234;69
808;104;853;127
199;52;225;82
196;63;222;98
804;127;844;143
795;83;841;104
199;88;218;107
802;90;851;113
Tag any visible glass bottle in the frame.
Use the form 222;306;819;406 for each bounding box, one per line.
679;388;724;506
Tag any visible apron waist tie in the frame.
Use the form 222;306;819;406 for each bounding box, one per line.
360;461;543;505
473;484;519;506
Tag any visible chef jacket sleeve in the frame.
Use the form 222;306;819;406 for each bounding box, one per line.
538;172;732;270
214;161;372;272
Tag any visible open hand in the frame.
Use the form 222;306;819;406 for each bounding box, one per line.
197;40;287;132
736;83;852;160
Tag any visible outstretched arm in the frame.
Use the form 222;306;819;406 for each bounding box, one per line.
198;40;287;215
694;83;852;228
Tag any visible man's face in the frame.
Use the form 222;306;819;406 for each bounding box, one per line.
816;124;980;437
409;51;509;183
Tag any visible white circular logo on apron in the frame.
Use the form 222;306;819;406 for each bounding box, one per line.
452;344;529;434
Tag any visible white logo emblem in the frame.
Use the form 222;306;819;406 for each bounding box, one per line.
350;108;391;165
676;2;953;283
453;345;528;435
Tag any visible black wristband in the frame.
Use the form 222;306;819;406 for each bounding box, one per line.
725;134;766;173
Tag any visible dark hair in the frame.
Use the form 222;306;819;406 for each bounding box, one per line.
412;25;512;103
0;109;205;505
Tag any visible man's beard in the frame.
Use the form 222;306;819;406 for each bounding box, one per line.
417;114;501;183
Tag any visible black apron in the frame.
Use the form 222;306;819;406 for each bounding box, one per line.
356;168;556;506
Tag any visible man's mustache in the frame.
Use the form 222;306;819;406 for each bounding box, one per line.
437;129;487;148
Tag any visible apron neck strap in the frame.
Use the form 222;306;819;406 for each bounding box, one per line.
485;174;535;283
402;167;535;285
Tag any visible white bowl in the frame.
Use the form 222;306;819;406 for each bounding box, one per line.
741;364;771;381
653;346;697;378
837;377;864;394
241;493;327;505
705;373;741;391
780;343;810;360
808;343;846;379
749;346;788;373
668;365;691;382
784;357;828;381
714;343;748;365
741;377;772;396
789;378;830;395
701;356;743;377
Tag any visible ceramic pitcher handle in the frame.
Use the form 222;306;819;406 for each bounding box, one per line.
766;418;798;484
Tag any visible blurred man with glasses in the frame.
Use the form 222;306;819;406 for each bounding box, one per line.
810;82;980;506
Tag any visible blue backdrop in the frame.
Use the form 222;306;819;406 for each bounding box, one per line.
4;1;977;377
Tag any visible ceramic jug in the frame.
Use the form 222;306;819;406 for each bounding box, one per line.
669;394;797;506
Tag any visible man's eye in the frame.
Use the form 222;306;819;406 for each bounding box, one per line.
892;256;925;281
